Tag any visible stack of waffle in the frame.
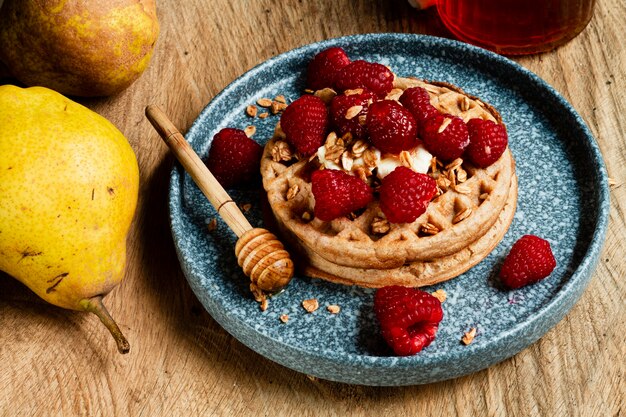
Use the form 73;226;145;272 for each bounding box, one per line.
260;77;517;287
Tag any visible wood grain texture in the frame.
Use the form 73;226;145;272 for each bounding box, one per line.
1;0;624;415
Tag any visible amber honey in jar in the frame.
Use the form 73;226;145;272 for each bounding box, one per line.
436;0;596;55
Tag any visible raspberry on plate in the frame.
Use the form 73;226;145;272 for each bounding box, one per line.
420;113;469;162
399;86;439;129
379;166;437;223
280;95;329;156
374;285;444;356
205;128;263;189
306;47;351;90
311;169;373;221
329;89;375;139
499;235;557;289
465;118;508;168
366;100;419;154
334;60;394;99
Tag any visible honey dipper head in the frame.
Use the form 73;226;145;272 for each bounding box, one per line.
235;228;294;292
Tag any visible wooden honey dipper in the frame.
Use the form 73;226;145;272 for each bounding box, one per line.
145;105;294;293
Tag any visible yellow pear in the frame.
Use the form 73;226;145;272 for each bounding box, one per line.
0;0;159;97
0;85;139;353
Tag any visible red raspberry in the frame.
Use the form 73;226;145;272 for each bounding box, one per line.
499;235;557;289
379;166;437;223
366;100;418;154
374;286;444;356
311;169;373;221
205;128;262;189
306;47;351;90
399;87;439;128
329;89;375;139
280;95;329;156
334;60;394;99
465;118;508;168
420;113;469;161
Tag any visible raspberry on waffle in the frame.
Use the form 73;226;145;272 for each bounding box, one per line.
307;47;351;90
260;76;517;288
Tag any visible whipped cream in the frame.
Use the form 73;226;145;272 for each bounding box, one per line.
316;145;345;171
376;144;432;178
317;142;432;179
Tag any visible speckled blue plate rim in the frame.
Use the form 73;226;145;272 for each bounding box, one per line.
169;34;610;385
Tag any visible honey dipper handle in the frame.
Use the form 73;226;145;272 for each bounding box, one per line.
145;105;252;237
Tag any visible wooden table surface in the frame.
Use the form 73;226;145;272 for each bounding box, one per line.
1;1;624;415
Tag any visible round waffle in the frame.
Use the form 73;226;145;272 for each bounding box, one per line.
260;77;517;287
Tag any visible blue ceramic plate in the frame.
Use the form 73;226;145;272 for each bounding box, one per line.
169;34;609;386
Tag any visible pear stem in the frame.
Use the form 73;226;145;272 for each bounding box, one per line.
81;296;130;354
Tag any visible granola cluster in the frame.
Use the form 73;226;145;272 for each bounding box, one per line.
246;95;288;119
